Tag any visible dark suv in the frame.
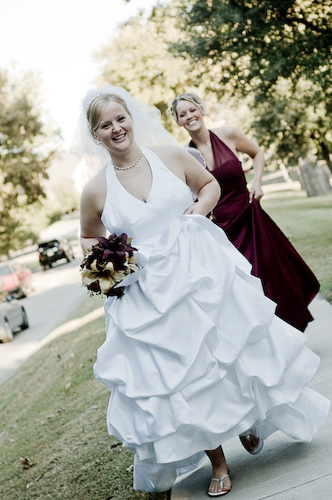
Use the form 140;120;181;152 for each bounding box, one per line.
38;239;74;269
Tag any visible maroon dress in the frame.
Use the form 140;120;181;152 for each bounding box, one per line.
189;130;320;332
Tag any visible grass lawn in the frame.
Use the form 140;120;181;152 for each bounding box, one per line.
0;296;167;500
260;183;332;301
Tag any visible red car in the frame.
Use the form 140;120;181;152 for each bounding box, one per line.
0;262;32;299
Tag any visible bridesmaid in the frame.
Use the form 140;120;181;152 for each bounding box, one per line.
168;92;320;332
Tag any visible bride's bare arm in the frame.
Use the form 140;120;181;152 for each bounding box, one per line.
80;173;107;254
184;165;220;215
153;146;220;216
177;148;220;215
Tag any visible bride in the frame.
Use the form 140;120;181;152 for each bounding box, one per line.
72;85;330;497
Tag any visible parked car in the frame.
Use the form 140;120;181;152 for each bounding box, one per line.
38;239;74;269
0;262;32;299
0;294;29;342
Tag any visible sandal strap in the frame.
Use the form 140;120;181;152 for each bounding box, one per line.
211;474;229;485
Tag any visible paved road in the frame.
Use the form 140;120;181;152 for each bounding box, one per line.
0;257;87;384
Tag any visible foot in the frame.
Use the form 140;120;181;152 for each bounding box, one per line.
208;466;231;497
239;433;263;455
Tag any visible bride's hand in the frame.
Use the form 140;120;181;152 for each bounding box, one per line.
184;201;207;215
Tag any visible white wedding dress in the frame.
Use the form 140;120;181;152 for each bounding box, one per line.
94;147;330;492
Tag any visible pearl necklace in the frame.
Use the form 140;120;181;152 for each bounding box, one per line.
113;151;142;171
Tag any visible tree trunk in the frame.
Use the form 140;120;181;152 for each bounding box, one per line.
298;158;332;197
320;142;332;174
279;162;293;183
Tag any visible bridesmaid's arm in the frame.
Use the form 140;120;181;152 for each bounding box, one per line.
249;150;265;203
220;126;265;203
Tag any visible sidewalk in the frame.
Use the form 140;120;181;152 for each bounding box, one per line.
171;295;332;500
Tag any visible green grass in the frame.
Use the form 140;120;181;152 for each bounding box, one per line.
0;296;167;500
260;185;332;301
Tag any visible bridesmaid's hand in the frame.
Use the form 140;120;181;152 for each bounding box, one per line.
249;180;264;203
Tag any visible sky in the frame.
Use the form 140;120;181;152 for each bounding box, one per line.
0;0;157;148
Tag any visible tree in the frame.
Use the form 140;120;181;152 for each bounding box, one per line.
173;0;332;183
94;1;251;143
253;78;332;162
0;69;56;256
95;2;197;141
95;1;330;192
174;0;331;96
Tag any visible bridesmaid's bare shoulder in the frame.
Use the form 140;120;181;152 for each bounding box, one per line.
211;126;240;142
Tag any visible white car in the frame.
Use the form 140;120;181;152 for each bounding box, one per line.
0;295;29;342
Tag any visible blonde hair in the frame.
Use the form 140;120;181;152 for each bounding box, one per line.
167;92;206;123
87;93;133;133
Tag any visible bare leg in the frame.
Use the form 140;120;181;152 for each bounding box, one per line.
205;445;231;495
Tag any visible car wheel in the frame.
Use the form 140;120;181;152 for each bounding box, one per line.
0;319;14;342
20;308;29;330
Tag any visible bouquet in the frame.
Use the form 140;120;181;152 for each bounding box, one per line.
80;233;139;298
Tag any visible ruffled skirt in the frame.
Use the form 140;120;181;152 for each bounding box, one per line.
94;215;330;492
